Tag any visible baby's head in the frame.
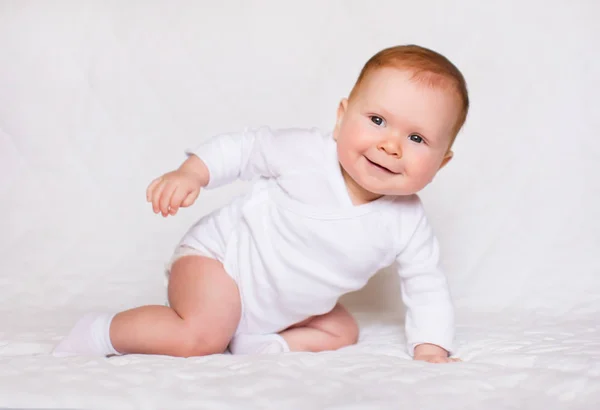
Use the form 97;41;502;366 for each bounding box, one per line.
333;45;469;202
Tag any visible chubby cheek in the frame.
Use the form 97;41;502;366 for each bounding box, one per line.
337;127;367;166
340;121;372;154
406;158;439;188
336;140;358;175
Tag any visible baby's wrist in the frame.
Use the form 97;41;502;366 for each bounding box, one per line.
179;155;210;187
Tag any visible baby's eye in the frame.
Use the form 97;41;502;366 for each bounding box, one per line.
370;116;386;127
409;134;423;143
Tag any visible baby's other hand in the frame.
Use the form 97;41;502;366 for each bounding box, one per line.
413;343;461;364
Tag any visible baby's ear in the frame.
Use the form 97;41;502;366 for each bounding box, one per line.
333;98;348;141
439;150;453;170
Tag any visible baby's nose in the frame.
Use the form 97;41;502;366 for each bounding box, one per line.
377;140;402;158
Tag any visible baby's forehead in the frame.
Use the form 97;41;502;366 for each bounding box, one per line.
362;66;457;95
353;68;460;111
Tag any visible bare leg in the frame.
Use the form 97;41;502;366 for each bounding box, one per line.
280;303;359;352
109;255;241;357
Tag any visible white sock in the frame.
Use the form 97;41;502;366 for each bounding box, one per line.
229;333;290;355
52;312;120;357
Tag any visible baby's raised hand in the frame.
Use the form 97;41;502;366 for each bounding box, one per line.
413;343;461;364
146;156;209;217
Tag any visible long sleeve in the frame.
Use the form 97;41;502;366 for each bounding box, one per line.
395;207;455;356
185;126;319;189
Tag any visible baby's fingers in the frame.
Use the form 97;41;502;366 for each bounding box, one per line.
151;180;167;213
146;177;162;202
181;188;200;208
416;355;460;364
159;183;177;216
168;187;190;215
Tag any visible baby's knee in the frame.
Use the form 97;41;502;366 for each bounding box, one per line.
326;313;359;348
340;317;359;346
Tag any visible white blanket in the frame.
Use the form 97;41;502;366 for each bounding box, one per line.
1;308;599;409
1;1;599;408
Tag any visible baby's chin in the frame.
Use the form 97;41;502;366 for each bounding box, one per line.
366;187;419;197
356;176;420;197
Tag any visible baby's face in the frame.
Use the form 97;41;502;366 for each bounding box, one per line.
334;67;460;202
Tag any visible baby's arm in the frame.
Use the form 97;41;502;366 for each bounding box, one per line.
185;126;318;189
147;127;318;216
395;202;457;363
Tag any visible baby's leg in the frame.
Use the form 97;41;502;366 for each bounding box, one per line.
280;303;359;352
54;255;241;357
228;303;358;355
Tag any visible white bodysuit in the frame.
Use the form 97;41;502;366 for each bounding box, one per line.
177;126;454;355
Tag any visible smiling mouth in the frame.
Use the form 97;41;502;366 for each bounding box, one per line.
365;157;399;174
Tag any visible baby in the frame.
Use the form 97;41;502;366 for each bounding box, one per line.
53;44;468;363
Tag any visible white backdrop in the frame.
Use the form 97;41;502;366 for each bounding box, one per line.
1;0;599;325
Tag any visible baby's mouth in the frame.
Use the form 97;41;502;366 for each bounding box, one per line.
365;157;399;174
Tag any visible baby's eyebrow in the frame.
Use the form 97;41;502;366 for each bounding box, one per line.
366;103;403;123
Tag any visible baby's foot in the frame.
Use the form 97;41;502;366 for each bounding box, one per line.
52;313;119;357
229;333;290;355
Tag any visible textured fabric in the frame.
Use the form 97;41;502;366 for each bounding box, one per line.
3;310;600;409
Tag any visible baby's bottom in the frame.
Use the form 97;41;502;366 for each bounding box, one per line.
110;253;358;357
